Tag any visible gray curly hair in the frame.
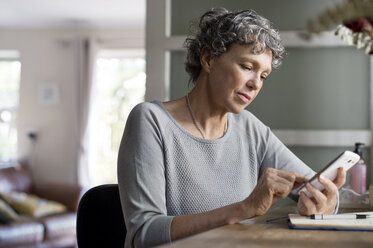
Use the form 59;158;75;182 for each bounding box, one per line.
184;8;285;83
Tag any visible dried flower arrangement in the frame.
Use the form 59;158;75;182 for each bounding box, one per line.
308;0;373;54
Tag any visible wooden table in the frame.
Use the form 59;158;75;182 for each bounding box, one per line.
160;204;373;248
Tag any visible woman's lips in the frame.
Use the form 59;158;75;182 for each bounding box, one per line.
237;92;251;103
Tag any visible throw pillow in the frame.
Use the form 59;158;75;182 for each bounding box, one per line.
0;198;19;223
0;192;67;218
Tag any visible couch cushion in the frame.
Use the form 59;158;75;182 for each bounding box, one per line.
0;192;67;218
0;198;19;223
0;220;44;247
38;212;76;241
0;166;32;193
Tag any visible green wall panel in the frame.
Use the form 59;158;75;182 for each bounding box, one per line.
170;51;189;100
249;47;370;130
171;0;343;35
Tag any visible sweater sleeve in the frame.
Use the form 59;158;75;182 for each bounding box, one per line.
259;128;315;179
117;103;173;248
258;126;315;202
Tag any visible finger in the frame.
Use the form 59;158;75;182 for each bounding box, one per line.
263;168;294;191
295;175;309;184
275;170;309;190
306;183;327;205
264;169;309;196
293;175;309;189
285;172;308;190
333;167;346;189
274;170;296;182
271;177;294;198
275;170;308;186
318;175;338;196
298;192;316;215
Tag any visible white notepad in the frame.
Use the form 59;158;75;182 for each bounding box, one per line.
288;211;373;231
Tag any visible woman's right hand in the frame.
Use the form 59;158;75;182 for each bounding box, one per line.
243;168;308;217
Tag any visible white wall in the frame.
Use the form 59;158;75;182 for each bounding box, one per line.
0;27;144;185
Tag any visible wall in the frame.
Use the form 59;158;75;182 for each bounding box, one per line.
0;27;144;184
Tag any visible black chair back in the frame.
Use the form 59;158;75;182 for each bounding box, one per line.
76;184;126;248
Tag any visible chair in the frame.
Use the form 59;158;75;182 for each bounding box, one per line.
76;184;126;248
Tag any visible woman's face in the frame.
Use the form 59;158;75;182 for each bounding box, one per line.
206;43;272;114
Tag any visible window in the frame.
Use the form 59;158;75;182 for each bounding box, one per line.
89;49;145;186
0;57;21;165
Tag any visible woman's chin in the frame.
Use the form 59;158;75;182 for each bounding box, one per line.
230;105;248;114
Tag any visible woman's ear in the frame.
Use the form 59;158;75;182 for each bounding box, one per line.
200;47;213;73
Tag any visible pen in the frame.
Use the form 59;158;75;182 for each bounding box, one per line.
311;214;373;220
265;216;288;223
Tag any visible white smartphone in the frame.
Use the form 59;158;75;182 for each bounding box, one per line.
297;151;360;198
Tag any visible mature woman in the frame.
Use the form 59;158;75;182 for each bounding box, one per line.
118;8;346;248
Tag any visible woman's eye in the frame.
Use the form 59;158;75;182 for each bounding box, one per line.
261;75;268;81
241;65;252;70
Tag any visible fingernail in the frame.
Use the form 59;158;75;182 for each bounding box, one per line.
320;176;326;181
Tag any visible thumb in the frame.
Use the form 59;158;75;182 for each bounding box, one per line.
292;174;309;189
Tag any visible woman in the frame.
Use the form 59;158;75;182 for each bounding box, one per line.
118;8;346;248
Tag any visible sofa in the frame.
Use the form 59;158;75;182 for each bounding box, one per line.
0;164;84;248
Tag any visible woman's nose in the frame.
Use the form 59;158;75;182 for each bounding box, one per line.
246;74;261;90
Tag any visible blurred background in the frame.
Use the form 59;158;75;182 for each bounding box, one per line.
0;0;371;191
0;0;146;187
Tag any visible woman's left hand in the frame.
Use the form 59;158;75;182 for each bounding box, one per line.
297;167;346;215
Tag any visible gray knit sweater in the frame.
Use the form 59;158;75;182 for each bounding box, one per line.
117;101;315;248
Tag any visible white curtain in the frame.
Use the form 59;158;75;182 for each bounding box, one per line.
76;37;98;187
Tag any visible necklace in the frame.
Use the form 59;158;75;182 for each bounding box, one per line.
186;93;227;139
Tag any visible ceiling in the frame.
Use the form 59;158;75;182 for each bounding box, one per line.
0;0;146;28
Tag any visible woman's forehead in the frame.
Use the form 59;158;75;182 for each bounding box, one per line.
229;43;272;55
225;44;272;67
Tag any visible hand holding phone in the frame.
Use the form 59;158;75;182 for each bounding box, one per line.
298;151;360;198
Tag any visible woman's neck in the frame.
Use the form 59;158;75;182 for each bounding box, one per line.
186;81;228;139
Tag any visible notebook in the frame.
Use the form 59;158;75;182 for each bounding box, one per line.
288;211;373;231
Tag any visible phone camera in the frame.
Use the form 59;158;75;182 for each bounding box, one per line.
348;159;352;163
